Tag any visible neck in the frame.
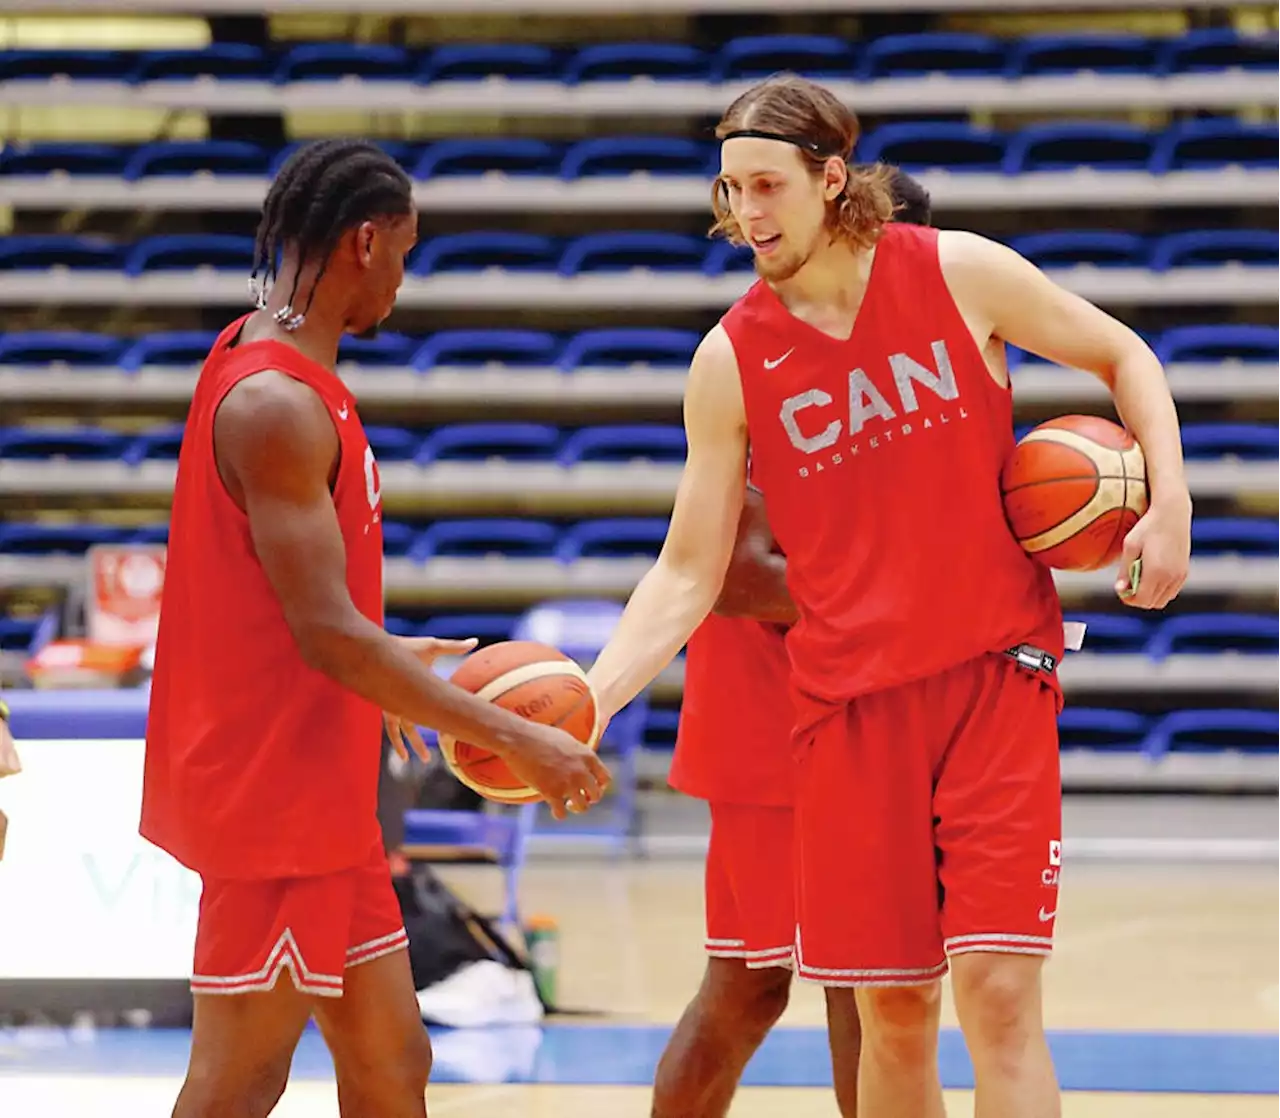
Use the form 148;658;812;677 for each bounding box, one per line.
254;272;347;368
767;237;871;311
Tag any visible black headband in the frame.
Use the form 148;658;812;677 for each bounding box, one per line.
720;128;840;158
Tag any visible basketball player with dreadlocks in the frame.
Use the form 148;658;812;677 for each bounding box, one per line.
143;139;610;1118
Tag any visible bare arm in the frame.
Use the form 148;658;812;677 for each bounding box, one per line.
713;486;797;625
586;326;750;721
940;230;1191;609
214;372;608;815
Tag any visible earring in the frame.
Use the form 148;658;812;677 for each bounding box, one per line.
272;304;305;332
248;275;267;310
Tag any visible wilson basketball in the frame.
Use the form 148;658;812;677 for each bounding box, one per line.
438;640;601;804
1000;415;1149;571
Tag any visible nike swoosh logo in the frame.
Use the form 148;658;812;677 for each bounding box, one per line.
337;403;350;420
1038;907;1057;922
763;348;795;370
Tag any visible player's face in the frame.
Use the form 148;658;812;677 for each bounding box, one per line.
719;139;829;282
349;211;418;338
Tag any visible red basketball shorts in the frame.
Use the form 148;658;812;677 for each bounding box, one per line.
191;841;408;998
704;802;796;970
794;652;1062;987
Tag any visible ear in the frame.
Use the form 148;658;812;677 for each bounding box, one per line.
353;220;378;269
823;157;848;202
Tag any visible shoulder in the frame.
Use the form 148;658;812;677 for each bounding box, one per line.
216;370;337;479
693;323;740;371
937;229;1024;279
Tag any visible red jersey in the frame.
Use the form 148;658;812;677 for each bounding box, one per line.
142;316;386;880
722;223;1063;724
670;614;794;806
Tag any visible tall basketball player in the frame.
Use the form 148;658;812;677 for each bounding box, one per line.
655;167;935;1118
587;76;1191;1118
143;139;609;1118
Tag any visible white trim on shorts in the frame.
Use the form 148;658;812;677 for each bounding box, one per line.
944;932;1054;958
794;928;949;988
705;937;795;970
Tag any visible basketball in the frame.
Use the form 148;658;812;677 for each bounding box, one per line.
1000;415;1149;571
438;640;601;804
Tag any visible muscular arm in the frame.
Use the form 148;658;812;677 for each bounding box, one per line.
713;486;797;625
586;326;749;721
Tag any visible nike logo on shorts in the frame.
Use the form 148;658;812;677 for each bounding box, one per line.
1038;906;1057;922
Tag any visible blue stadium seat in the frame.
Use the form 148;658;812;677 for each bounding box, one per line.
858;33;1005;79
410;519;560;561
0;49;136;81
557;518;669;561
563;42;708;84
413;138;560;179
417;43;556;83
1146;614;1278;660
120;331;219;370
122;140;271;180
712;35;855;81
384;614;420;636
1056;708;1150;751
130;523;169;545
557;328;698;370
264;139;412;179
0;427;130;460
411;232;558;275
0;615;48;654
121;424;185;464
380;522;418;558
0;523;127;555
1158;29;1279;74
272;44;415;83
363;426;423;462
0;235;122;271
0;143;130;177
124;234;254;275
415;423;562;464
1151;119;1279;171
1154;324;1278;364
130;44;273;82
1004;122;1157;173
1009;231;1147;268
1180;423;1278;459
336;332;416;368
857;123;1005;172
1007;33;1157;76
643;707;681;750
1065;612;1153;653
560;136;711;179
1148;229;1278;271
1191;518;1279;555
422;613;519;641
703;239;757;276
1144;709;1278;757
0;331;124;367
411;330;559;370
557;424;687;466
558;232;706;275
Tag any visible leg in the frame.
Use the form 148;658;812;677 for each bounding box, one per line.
854;982;946;1118
823;988;861;1118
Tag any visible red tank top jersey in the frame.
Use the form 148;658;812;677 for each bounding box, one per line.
670;613;794;806
722;224;1063;721
141;315;386;880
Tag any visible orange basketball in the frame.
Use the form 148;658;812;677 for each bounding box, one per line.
438;640;600;804
1000;415;1149;571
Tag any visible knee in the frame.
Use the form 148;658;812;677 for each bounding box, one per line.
178;1054;292;1118
951;954;1043;1049
339;1023;433;1101
705;964;792;1039
857;983;941;1065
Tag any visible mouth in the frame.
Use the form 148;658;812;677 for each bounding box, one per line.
750;233;782;256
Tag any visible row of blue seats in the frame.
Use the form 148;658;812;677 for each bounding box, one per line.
1;422;1275;465
1;516;1274;560
0;32;1272;85
0;325;1274;370
1;120;1274;181
1;228;1275;279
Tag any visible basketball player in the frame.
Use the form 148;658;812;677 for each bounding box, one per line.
656;166;935;1118
142;139;610;1118
587;76;1191;1118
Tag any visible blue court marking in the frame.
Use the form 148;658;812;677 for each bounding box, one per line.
0;1025;1276;1095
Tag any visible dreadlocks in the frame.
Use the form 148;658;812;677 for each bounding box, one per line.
250;138;414;325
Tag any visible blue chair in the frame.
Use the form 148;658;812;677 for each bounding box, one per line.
1009;231;1147;268
119;331;219;370
557;518;669;561
0;427;130;460
0;331;124;367
560;136;710;179
0;235;123;271
703;240;757;276
1149;230;1278;271
558;328;698;371
363;426;423;462
336;332;416;368
1146;614;1278;660
0;49;135;81
0;523;127;555
423;613;519;642
413;138;560;179
380;522;418;558
122;140;270;180
1007;33;1157;76
643;707;682;751
858;123;1005;172
1154;324;1278;364
121;424;185;464
859;33;1005;79
265;139;414;178
713;35;855;81
563;42;708;84
411;232;558;275
1065;612;1152;653
0;613;55;655
0;143;130;177
417;43;556;83
1180;423;1278;460
415;423;562;464
557;424;686;466
1004;122;1157;173
384;614;421;636
410;519;561;561
273;44;415;83
1158;29;1278;74
411;330;559;371
558;232;705;275
130;523;169;545
1191;518;1279;555
1056;707;1150;751
124;234;255;275
1144;709;1278;758
130;44;273;83
1151;119;1279;172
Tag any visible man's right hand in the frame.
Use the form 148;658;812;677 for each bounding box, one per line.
502;725;612;821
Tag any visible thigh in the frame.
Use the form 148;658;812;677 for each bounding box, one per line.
709;802;795;967
934;655;1062;960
